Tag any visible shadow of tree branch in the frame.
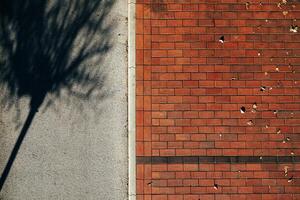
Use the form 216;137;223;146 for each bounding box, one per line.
0;0;115;191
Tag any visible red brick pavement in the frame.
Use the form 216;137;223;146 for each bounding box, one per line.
136;0;300;199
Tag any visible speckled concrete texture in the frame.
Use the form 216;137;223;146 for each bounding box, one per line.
0;0;128;199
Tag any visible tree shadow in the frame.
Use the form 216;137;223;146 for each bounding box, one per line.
0;0;115;191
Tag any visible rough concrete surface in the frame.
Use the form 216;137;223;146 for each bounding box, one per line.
0;0;128;199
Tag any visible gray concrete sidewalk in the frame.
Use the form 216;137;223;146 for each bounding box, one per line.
0;0;128;199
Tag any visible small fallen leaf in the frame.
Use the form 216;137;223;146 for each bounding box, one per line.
284;166;289;174
240;106;246;114
252;103;257;113
213;184;219;190
288;176;293;183
276;129;281;134
246;2;250;10
283;11;288;16
219;36;225;43
283;138;291;143
290;25;298;33
274;110;278;114
247;120;254;126
278;3;282;8
276;66;279;72
260;86;267;92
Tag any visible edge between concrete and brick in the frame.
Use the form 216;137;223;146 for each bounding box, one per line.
128;0;136;199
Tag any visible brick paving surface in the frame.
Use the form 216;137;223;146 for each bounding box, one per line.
136;0;300;199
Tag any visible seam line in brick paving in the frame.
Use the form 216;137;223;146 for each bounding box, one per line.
137;156;300;164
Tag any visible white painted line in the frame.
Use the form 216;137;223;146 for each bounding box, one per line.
128;0;136;199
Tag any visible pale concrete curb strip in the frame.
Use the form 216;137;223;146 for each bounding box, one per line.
128;0;136;200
